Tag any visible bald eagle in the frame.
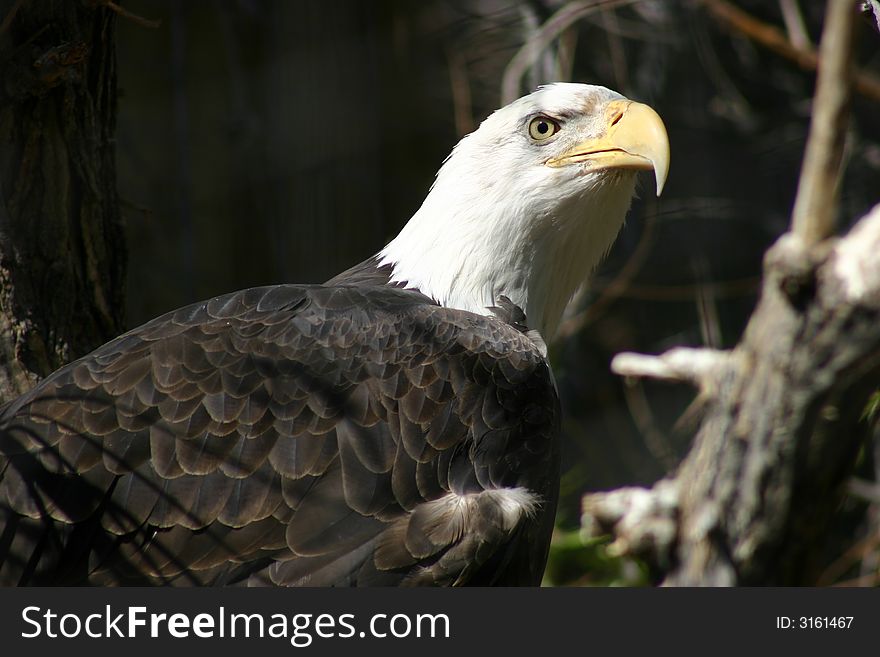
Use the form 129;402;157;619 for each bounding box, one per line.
0;83;668;586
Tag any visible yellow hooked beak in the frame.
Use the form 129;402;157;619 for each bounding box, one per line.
546;100;670;196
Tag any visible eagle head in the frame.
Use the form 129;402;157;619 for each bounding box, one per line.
379;83;670;340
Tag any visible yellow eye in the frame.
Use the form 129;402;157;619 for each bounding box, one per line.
528;116;559;140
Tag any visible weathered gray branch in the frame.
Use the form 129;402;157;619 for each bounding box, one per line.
611;347;729;390
790;0;856;244
584;1;876;585
585;203;880;585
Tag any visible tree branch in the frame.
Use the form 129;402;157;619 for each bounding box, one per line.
700;0;880;103
790;0;857;244
587;2;877;585
501;0;641;104
611;347;729;389
586;203;880;584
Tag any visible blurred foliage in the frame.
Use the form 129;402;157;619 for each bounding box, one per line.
114;0;880;585
864;391;880;423
542;529;649;587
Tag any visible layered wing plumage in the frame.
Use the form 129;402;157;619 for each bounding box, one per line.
0;283;559;586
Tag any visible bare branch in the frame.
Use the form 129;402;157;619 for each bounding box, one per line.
611;347;730;388
95;1;160;29
582;482;679;570
598;202;880;585
791;0;857;244
846;477;880;504
779;0;812;50
700;0;880;103
446;48;475;137
501;0;641;104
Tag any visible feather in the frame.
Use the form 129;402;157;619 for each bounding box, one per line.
337;423;395;515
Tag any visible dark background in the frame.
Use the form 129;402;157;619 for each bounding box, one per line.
113;0;880;584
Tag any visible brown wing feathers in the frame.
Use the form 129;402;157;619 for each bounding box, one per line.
0;283;558;586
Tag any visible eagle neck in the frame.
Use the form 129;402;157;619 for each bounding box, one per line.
377;172;636;341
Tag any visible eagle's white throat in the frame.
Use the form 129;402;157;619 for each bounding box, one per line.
378;83;661;341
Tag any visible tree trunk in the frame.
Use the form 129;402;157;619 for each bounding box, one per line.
669;225;880;585
0;0;125;401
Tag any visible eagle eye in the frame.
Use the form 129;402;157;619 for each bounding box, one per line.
528;116;560;141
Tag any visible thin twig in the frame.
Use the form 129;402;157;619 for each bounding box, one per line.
501;0;641;104
0;0;27;35
846;477;880;504
817;526;880;586
446;48;474;137
591;276;759;302
621;380;678;471
778;0;812;50
99;1;160;29
790;0;857;244
555;25;579;82
700;0;880;103
601;7;630;94
693;258;723;349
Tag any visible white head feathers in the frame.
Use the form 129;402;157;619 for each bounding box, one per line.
378;83;669;340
